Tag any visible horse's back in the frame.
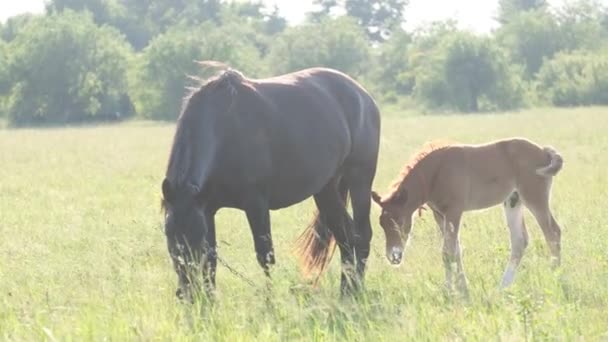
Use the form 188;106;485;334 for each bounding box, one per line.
222;68;380;208
253;68;381;162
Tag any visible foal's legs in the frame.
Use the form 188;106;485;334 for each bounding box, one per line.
501;191;529;288
245;198;275;278
520;179;562;268
313;180;356;295
528;204;561;268
441;211;468;294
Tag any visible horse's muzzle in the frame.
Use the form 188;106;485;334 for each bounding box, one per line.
388;247;403;265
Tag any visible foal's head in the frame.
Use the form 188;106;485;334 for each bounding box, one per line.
371;189;417;265
161;178;208;300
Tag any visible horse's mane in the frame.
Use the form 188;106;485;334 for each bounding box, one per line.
164;61;245;198
383;139;454;202
180;61;245;115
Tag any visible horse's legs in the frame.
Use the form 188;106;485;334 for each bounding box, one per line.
442;211;467;294
501;191;529;288
344;166;375;288
245;198;275;278
202;209;218;295
313;180;355;295
520;180;562;268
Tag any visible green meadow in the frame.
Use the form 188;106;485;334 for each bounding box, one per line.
1;107;607;340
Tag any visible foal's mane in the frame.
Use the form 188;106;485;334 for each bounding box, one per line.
384;140;453;202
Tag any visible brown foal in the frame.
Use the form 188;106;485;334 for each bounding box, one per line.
372;138;563;293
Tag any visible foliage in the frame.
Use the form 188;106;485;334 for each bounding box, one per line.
310;0;408;42
0;13;36;42
3;11;133;126
0;39;8;117
497;0;548;24
553;0;607;51
536;50;608;106
46;0;285;50
497;10;562;78
47;0;225;50
414;30;525;112
498;1;608;79
130;23;263;121
268;17;370;76
226;1;287;35
2;0;608;124
370;28;413;101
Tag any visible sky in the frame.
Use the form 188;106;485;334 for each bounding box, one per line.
0;0;568;33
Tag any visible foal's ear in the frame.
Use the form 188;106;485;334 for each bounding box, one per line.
371;191;383;206
162;178;174;203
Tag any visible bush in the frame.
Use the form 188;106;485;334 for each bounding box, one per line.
536;50;608;106
414;30;526;112
4;11;133;126
130;22;263;121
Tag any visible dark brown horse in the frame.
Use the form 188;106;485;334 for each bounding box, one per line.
161;65;380;300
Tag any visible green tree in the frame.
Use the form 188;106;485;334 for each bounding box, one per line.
46;0;114;22
497;10;562;77
310;0;408;42
415;31;525;112
497;0;548;24
4;11;133;126
554;0;607;51
268;17;370;76
0;14;36;42
130;23;263;121
47;0;226;50
370;28;413;100
257;4;288;35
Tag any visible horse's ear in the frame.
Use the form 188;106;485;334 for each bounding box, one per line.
371;191;384;207
162;178;174;204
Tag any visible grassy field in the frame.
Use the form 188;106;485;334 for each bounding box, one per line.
1;107;607;340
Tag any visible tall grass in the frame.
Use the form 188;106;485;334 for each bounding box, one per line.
1;107;607;340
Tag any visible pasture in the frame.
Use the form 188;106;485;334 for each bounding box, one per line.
1;107;607;340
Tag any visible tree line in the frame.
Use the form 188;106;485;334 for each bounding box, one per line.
0;0;607;126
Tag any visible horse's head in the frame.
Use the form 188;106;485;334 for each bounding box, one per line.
161;178;208;301
371;190;414;266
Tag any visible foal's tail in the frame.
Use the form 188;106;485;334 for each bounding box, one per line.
536;147;563;177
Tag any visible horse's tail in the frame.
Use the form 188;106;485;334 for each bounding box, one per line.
294;180;348;279
536;146;563;177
